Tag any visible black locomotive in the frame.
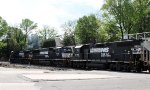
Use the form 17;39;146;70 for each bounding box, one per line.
10;39;150;72
71;40;143;71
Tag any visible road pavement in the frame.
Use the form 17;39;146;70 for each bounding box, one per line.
0;66;150;90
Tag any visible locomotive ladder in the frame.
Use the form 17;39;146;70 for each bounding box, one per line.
128;32;150;65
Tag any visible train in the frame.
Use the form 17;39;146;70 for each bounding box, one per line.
10;39;150;72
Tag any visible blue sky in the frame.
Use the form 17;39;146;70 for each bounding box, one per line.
0;0;105;34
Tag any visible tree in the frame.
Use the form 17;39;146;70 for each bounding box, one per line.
75;15;99;44
38;25;57;41
42;39;56;48
63;32;75;46
143;13;150;32
100;13;120;42
0;16;8;58
20;18;37;49
102;0;132;39
132;0;150;33
61;20;76;36
104;21;120;42
102;0;150;40
37;25;57;47
62;20;76;46
0;16;8;38
8;26;25;51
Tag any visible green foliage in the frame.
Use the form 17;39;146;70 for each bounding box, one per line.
102;0;130;39
42;39;56;48
0;42;7;58
0;16;8;58
20;18;37;49
63;33;75;46
37;25;57;47
0;16;8;38
75;15;99;44
132;0;150;33
142;13;150;32
101;19;120;42
102;0;150;40
20;19;37;33
0;41;6;49
8;26;26;51
38;25;57;42
62;20;76;46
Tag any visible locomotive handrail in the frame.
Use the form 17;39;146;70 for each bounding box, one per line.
141;41;150;51
128;32;150;40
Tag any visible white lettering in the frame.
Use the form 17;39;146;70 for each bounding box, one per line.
101;53;111;57
90;47;109;53
19;53;24;57
40;51;48;55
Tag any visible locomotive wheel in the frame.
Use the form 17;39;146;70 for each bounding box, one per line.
148;66;150;73
113;64;117;71
116;63;121;71
122;64;130;72
109;64;114;70
109;63;117;71
143;61;148;67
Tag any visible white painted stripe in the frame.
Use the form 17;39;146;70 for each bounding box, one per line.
23;74;118;80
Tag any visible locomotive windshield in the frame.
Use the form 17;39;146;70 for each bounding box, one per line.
74;48;80;53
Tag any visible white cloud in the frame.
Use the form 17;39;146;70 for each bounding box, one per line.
0;0;105;34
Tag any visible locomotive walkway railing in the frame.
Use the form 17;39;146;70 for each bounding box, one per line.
128;32;150;40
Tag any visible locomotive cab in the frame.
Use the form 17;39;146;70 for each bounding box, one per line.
61;46;74;59
74;44;90;60
55;47;62;59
